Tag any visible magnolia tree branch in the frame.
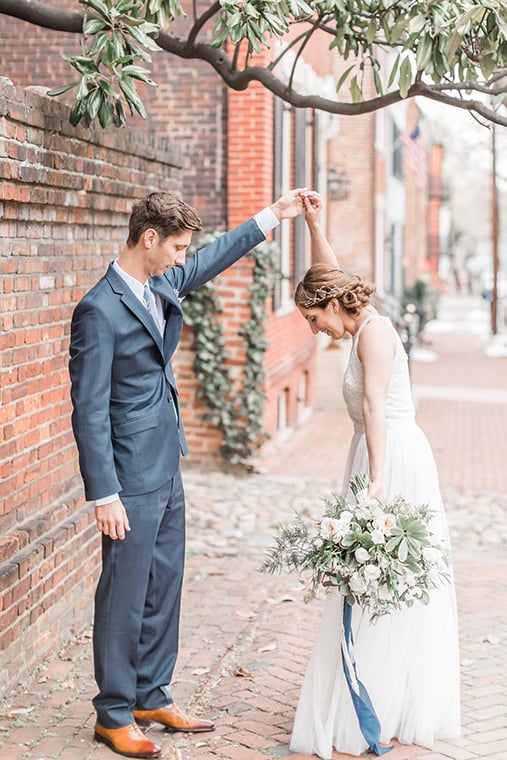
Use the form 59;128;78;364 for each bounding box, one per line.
2;0;507;127
0;0;82;31
157;32;507;127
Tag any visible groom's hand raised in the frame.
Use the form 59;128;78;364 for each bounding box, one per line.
270;188;319;220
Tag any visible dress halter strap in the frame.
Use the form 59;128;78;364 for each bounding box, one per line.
353;314;386;343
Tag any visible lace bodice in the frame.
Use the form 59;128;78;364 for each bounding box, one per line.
343;315;415;432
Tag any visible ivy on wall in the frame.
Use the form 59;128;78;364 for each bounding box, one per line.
183;232;279;465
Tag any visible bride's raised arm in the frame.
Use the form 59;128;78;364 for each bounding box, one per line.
303;194;340;267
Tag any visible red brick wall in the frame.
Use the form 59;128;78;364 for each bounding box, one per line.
0;13;228;230
327;61;376;278
0;77;182;696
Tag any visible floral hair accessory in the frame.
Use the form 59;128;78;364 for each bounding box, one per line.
302;285;342;308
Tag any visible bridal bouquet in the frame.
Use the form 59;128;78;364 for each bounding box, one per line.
262;473;450;618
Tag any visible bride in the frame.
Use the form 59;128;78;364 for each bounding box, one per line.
289;196;461;758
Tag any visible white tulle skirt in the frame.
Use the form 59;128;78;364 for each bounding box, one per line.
290;423;461;759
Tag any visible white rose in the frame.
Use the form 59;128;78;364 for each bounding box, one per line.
371;529;385;545
375;513;397;534
354;547;370;563
349;572;367;594
339;510;354;525
320;518;341;540
364;564;381;582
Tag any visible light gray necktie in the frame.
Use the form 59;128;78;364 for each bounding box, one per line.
143;283;163;335
143;283;153;313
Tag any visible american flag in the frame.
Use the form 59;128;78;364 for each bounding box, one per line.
401;125;427;188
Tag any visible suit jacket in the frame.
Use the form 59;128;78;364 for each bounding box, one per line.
69;218;265;500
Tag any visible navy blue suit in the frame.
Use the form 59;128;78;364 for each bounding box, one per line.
69;218;265;727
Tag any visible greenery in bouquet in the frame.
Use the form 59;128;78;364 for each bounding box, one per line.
262;473;450;618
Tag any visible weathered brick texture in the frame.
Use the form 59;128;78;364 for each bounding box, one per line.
0;77;182;696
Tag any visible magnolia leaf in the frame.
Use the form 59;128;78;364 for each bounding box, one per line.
82;0;111;22
398;538;409;563
349;75;362;103
398;55;412;98
416;34;433;71
87;87;103;120
47;81;80;96
366;21;376;45
98;97;116;127
84;17;108;35
408;14;427;35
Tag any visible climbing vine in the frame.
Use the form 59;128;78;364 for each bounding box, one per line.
183;232;279;465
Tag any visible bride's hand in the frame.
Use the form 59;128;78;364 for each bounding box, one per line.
302;192;322;226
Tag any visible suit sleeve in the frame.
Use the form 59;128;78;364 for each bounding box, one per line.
170;218;265;296
69;299;122;501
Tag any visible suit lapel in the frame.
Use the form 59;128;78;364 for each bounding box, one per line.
105;265;164;356
150;274;184;359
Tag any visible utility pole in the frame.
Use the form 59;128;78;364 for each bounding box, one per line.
491;123;499;335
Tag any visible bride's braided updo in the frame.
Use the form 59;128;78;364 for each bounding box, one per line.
295;263;375;316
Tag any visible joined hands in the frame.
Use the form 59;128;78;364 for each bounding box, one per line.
270;188;321;220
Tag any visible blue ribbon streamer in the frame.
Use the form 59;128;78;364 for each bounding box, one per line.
341;600;393;756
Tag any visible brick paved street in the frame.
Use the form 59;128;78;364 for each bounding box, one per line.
1;294;506;760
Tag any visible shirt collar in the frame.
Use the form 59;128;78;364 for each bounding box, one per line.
113;259;147;304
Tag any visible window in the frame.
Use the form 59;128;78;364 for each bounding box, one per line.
272;99;315;311
272;98;293;311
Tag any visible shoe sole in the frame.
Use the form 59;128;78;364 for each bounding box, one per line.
94;731;161;758
134;718;215;733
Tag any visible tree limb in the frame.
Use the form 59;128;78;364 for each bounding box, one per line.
0;0;82;31
186;1;220;47
157;32;507;127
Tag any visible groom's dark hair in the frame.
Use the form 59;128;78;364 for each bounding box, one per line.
127;192;203;246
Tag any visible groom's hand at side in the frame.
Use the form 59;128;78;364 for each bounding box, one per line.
95;500;131;540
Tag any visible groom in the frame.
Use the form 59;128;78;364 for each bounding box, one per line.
69;188;310;758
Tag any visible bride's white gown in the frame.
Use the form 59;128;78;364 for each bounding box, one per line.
290;316;461;759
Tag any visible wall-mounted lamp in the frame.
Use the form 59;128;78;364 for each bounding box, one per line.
327;167;351;201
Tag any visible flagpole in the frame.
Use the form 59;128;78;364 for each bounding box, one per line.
491;123;499;335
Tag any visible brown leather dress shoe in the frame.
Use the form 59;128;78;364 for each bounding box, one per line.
94;722;162;758
133;703;215;733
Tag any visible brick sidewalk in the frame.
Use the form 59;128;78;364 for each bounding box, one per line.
1;295;506;760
